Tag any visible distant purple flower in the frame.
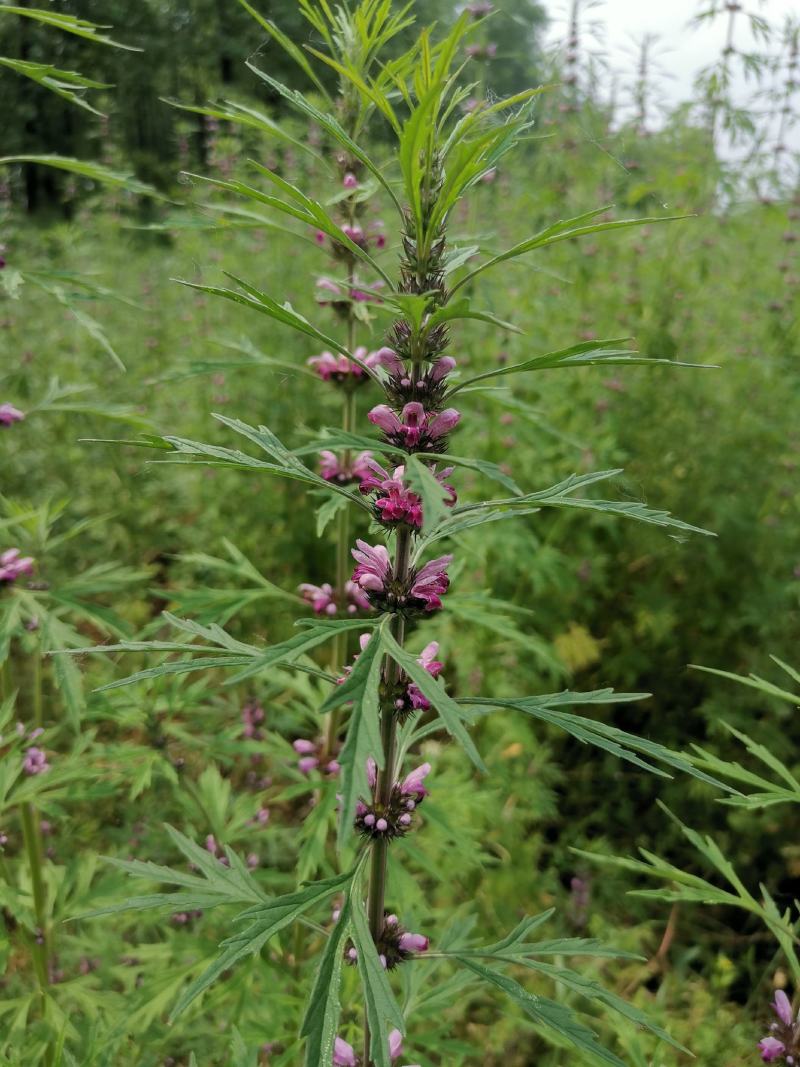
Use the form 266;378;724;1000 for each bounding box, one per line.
308;346;379;383
465;41;497;59
300;581;338;615
319;449;374;485
368;401;460;451
23;747;49;775
299;579;371;616
466;0;494;14
343;172;358;189
0;403;24;426
0;548;35;584
241;700;265;739
341;223;367;249
293;737;340;778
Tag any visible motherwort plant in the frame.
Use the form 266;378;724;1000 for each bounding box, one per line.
80;4;724;1064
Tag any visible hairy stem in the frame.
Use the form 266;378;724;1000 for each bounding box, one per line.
363;526;411;1066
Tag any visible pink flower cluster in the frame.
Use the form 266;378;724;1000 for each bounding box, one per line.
759;990;800;1062
368;402;460;451
293;737;340;776
352;540;452;613
0;403;24;426
357;458;456;529
299;581;371;616
319;450;373;485
0;548;34;585
334;1028;419;1066
355;760;431;839
308;346;381;384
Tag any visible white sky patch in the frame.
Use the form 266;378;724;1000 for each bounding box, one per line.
541;0;799;153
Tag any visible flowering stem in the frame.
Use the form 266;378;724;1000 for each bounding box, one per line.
363;525;411;1066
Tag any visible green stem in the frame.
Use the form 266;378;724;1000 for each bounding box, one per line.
20;804;48;984
363;526;411;1067
32;643;43;730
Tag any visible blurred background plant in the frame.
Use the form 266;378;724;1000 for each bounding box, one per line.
1;0;799;1064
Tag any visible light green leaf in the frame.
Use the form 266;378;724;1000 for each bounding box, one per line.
301;892;352;1066
454;956;626;1067
351;895;405;1067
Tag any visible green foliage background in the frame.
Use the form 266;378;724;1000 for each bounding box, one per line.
0;1;799;1064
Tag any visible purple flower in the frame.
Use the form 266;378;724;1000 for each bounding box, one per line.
308;347;379;383
299;581;338;615
466;0;494;14
343;172;358;189
352;541;452;614
351;540;392;593
333;1028;416;1065
398;931;429;953
341;223;367;249
0;403;25;426
319;449;374;485
759;1037;786;1062
333;1037;358;1066
344;580;372;613
293;737;339;777
357;459;456;529
314;229;326;246
774;990;794;1027
373;346;405;376
368;402;461;451
400;762;431;799
465;41;497;59
0;548;35;584
408;555;453;611
23;747;49;775
407;642;444;710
